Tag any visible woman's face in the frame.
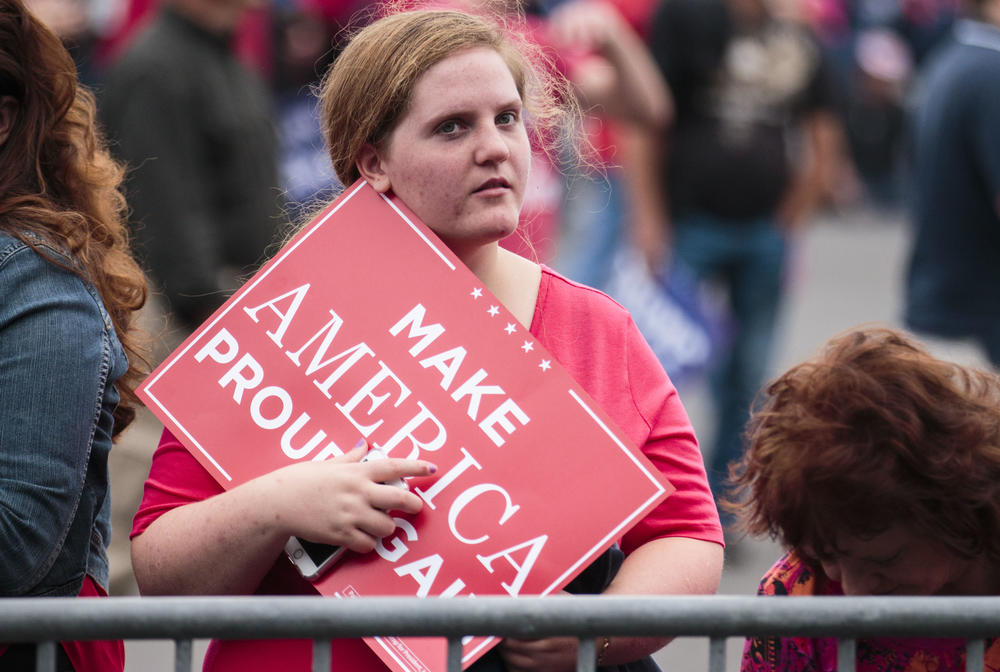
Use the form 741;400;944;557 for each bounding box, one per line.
359;47;531;259
814;524;985;596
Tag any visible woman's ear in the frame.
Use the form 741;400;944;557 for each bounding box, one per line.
0;96;18;147
355;142;391;193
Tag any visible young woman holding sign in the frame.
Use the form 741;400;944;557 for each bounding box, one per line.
0;1;148;669
130;6;724;671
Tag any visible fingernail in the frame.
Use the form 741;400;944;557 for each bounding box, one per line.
427;463;437;474
354;438;366;449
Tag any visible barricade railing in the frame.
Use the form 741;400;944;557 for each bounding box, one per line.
3;595;999;672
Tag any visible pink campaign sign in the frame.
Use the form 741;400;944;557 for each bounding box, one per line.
138;180;674;672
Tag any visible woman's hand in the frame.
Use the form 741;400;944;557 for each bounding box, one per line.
263;441;436;552
496;589;580;672
499;635;581;672
548;0;623;55
547;0;673;128
498;591;580;672
494;538;726;669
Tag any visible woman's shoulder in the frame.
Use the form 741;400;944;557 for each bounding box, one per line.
534;266;673;417
535;266;655;370
537;266;635;326
0;229;107;326
0;229;34;265
0;228;76;271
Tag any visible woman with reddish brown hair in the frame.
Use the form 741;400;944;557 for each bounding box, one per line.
732;326;1000;672
0;0;147;669
128;5;724;672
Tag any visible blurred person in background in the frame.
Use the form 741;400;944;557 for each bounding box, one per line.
766;0;956;213
544;0;674;288
100;0;284;341
270;0;342;219
629;0;842;537
0;0;148;669
24;0;106;85
839;27;913;210
903;0;1000;370
731;326;1000;671
99;0;286;597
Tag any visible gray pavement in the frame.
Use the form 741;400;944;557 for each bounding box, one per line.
652;206;909;672
117;206;912;671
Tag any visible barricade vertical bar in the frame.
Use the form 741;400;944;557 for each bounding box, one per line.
175;638;193;672
708;636;727;672
35;641;56;672
577;637;597;672
313;638;331;672
966;639;985;672
447;637;463;672
837;638;856;672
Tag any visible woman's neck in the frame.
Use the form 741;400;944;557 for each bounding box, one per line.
458;244;541;328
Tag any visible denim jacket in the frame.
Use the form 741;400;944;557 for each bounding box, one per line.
0;230;126;596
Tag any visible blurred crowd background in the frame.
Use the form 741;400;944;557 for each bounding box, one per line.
21;0;974;599
32;0;949;221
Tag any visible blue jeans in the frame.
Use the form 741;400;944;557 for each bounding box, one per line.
553;172;626;290
672;213;786;522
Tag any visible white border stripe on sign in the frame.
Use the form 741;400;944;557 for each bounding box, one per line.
381;192;456;271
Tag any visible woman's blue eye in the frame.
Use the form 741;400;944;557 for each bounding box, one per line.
438;120;459;134
497;111;517;125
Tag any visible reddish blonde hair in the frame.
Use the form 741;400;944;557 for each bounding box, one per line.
0;0;147;433
731;326;1000;563
318;3;576;187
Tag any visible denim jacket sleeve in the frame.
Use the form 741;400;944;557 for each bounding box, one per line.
0;234;124;596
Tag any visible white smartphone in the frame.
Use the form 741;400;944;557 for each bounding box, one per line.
285;448;408;580
284;535;347;580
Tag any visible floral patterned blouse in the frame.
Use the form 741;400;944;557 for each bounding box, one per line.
741;550;1000;672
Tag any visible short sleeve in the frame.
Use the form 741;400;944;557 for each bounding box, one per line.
131;428;224;539
619;316;724;554
530;270;724;555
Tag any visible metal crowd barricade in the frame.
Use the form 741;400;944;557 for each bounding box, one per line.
2;595;999;672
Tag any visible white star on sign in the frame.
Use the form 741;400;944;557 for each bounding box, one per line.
504;323;517;335
521;341;534;353
539;359;551;371
487;305;500;317
471;288;483;299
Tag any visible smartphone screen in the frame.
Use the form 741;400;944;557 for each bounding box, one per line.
285;536;345;579
297;538;340;566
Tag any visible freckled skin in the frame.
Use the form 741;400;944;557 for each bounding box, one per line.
367;47;532;259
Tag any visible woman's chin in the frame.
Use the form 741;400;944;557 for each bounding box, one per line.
440;223;519;251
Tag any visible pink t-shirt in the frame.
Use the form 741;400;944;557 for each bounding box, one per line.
132;266;723;671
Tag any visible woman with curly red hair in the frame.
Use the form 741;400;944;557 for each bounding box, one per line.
731;326;1000;672
0;0;147;669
